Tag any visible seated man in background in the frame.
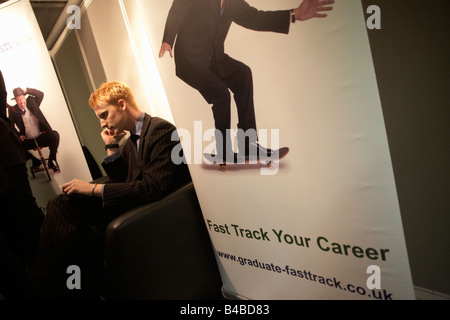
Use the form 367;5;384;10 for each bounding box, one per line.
32;81;191;299
8;87;60;171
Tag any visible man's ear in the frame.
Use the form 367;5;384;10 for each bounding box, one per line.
117;99;127;111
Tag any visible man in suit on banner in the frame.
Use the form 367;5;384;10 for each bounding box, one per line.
8;87;60;171
159;0;334;161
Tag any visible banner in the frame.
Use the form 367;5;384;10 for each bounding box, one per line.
0;0;91;210
69;0;414;300
138;0;414;300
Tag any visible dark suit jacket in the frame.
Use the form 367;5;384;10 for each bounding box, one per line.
0;70;6;120
0;72;44;273
162;0;290;87
0;71;23;194
0;71;22;193
101;114;191;209
0;116;26;193
8;89;53;137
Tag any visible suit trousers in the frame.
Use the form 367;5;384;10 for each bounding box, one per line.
31;194;123;299
0;164;44;299
0;165;43;267
21;130;60;164
195;57;258;157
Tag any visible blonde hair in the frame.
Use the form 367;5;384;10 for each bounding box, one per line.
89;81;139;110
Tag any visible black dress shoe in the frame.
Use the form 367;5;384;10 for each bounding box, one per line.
48;160;60;172
31;161;43;173
31;164;42;171
241;142;279;159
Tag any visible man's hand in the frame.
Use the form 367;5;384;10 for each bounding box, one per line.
62;179;101;196
294;0;335;21
159;42;173;58
101;129;126;155
101;128;126;145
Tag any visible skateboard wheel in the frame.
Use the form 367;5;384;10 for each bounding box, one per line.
220;164;227;172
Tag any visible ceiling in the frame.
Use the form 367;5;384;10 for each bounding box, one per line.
0;0;68;42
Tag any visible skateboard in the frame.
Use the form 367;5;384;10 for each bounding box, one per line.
203;147;289;172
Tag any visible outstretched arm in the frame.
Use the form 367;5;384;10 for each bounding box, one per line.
293;0;335;21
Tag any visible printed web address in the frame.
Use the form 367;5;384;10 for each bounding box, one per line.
216;250;394;300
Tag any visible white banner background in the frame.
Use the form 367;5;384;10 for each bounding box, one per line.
0;0;91;210
74;0;416;300
136;0;415;300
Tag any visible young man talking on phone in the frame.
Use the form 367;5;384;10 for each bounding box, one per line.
31;81;191;299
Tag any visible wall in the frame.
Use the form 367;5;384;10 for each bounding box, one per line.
362;0;450;296
52;30;106;177
83;0;173;121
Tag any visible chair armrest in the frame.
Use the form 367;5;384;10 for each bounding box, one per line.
103;182;223;299
91;176;110;184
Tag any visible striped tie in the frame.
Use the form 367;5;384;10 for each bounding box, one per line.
130;133;139;149
127;134;139;182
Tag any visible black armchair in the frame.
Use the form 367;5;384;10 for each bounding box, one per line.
102;182;223;299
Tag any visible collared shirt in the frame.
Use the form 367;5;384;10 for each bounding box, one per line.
21;107;41;138
130;111;145;151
